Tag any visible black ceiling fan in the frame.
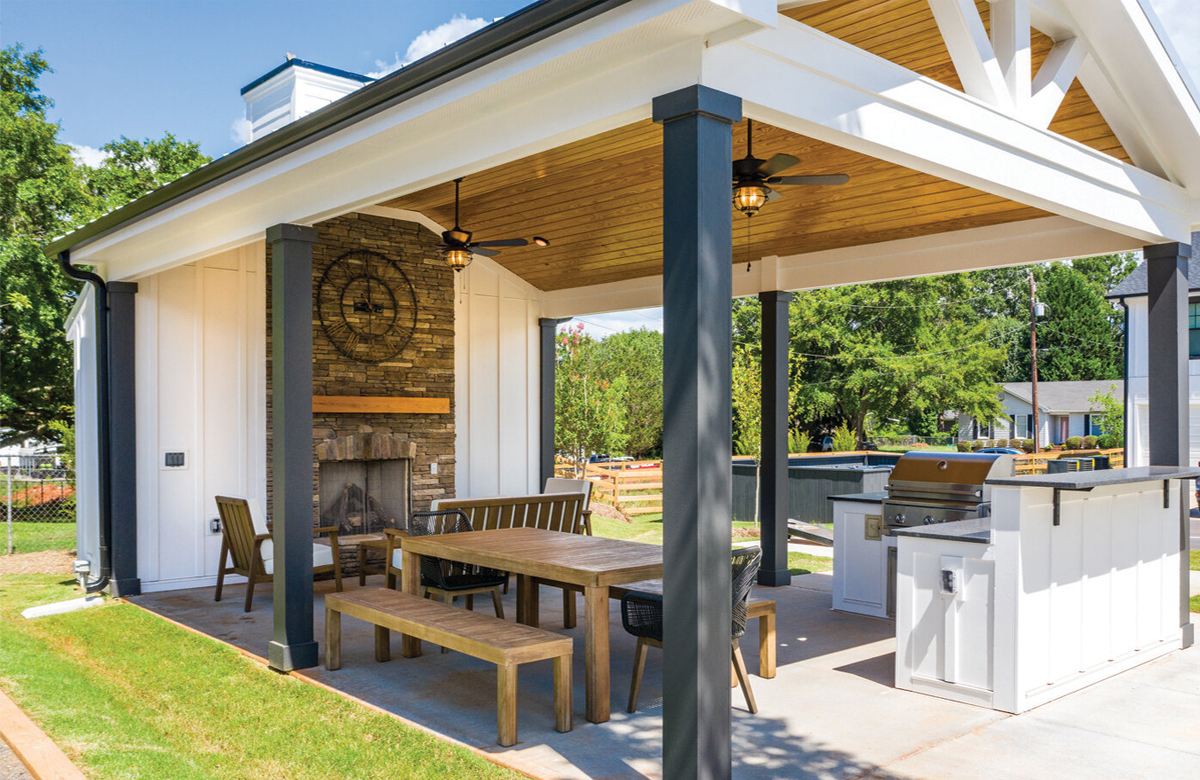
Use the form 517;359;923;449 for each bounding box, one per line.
440;177;549;272
732;119;849;216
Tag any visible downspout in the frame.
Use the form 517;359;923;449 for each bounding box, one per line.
1119;297;1130;467
57;250;111;593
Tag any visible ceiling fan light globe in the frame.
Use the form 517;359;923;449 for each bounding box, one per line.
732;183;769;215
444;247;473;272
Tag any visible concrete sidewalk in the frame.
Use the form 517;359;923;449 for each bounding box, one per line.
134;578;1200;780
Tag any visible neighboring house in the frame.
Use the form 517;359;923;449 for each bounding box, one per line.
1108;233;1200;467
957;381;1122;447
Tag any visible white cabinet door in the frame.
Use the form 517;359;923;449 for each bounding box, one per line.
832;501;889;617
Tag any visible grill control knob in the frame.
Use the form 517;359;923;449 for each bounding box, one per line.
894;513;904;524
923;516;933;524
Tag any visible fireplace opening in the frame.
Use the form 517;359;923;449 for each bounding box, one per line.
317;456;411;537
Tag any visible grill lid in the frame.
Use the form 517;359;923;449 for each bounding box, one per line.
888;451;1005;486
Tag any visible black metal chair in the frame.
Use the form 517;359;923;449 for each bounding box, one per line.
621;546;763;714
405;510;508;629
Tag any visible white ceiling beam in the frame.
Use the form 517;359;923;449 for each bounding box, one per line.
1027;36;1086;128
928;0;1015;112
702;18;1193;243
539;216;1143;317
990;0;1033;113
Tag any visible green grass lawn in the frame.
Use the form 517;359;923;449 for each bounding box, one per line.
591;511;833;578
0;574;520;780
1192;551;1200;614
4;521;76;554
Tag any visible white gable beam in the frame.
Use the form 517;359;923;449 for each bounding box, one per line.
702;18;1192;243
928;0;1015;112
1028;36;1085;128
991;0;1033;113
1076;56;1169;178
540;216;1142;317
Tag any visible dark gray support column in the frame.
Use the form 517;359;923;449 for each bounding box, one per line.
655;85;740;780
107;282;139;597
758;290;792;587
539;317;558;488
1144;240;1193;649
267;223;319;671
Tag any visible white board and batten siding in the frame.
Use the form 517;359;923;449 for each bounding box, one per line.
454;256;543;499
1123;296;1200;467
66;287;101;568
134;244;268;592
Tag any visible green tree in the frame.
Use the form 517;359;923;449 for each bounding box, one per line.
731;346;761;458
83;133;209;213
554;324;629;475
1019;262;1123;382
0;45;211;445
592;328;663;459
0;46;92;444
1087;383;1125;442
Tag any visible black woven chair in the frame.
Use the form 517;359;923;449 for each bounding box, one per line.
405;510;507;626
621;546;763;714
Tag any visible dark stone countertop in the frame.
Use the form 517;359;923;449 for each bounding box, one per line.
889;517;992;544
986;465;1200;491
828;491;888;505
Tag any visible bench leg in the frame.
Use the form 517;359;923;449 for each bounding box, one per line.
400;549;422;658
562;587;577;629
554;654;573;733
325;607;341;670
358;545;367;587
440;592;453;654
375;625;391;662
497;664;518;747
758;611;776;679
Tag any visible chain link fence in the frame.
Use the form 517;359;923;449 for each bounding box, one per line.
3;454;76;555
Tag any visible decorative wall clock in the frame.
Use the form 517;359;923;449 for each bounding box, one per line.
316;249;418;364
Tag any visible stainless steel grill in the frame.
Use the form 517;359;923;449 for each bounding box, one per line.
882;451;1014;528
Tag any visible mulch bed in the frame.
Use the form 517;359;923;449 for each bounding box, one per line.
0;551;74;576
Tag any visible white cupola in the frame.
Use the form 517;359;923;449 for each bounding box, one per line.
240;56;372;142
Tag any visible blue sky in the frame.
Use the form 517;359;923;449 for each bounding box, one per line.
6;0;1197;336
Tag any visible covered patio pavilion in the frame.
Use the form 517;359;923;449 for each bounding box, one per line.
48;1;1200;778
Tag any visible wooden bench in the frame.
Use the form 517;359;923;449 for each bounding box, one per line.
324;588;572;746
609;580;776;678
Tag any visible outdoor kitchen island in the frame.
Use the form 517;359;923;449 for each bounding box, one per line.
893;466;1200;714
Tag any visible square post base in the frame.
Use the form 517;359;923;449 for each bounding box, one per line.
269;639;319;672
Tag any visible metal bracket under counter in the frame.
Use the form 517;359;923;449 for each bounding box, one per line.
1050;479;1172;525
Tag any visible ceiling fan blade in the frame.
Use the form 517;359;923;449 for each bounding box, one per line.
767;174;850;187
757;153;800;177
471;247;500;258
472;238;529;248
765;187;783;203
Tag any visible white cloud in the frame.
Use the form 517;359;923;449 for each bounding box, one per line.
1146;0;1200;89
367;14;490;78
566;307;664;337
69;143;109;167
230;116;253;146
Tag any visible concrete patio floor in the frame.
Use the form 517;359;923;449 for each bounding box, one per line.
133;575;1200;780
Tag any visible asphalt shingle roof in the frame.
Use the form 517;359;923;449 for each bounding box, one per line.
1106;232;1200;298
1001;380;1123;414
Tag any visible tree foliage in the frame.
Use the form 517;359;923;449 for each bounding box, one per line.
590;328;663;458
1087;383;1125;442
731;346;761;458
554;324;629;474
0;45;210;445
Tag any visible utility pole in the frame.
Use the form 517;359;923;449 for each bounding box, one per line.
1029;270;1040;454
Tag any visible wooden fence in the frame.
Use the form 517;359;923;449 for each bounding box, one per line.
557;459;664;516
1011;448;1124;475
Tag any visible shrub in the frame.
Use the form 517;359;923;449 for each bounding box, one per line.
1066;436;1083;450
1021;439;1035;453
1083;435;1099;449
830;423;857;452
789;430;812;454
1009;438;1023;449
1097;434;1117;449
985;439;996;448
956;440;973;452
970;440;985;451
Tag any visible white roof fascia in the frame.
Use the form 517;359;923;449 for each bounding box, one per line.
70;0;775;281
701;17;1194;243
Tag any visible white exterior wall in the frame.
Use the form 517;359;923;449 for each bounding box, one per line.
135;245;267;591
453;256;543;499
243;66;368;143
66;287;100;569
1123;296;1200;467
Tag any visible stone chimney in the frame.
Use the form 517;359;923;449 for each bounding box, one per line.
240;56;372;142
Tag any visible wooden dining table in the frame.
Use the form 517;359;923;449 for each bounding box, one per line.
399;526;664;723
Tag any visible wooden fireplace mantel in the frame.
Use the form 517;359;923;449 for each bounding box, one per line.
312;396;450;415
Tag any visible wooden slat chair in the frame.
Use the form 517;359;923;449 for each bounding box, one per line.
544;477;594;535
214;496;343;612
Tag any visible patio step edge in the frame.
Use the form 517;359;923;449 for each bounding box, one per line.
0;687;88;780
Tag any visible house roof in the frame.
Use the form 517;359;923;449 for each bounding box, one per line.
1001;380;1123;414
1107;231;1200;298
240;58;373;96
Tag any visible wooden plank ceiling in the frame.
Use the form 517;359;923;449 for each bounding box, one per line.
381;0;1130;293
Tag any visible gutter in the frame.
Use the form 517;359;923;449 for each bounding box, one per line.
57;251;111;593
43;0;633;260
